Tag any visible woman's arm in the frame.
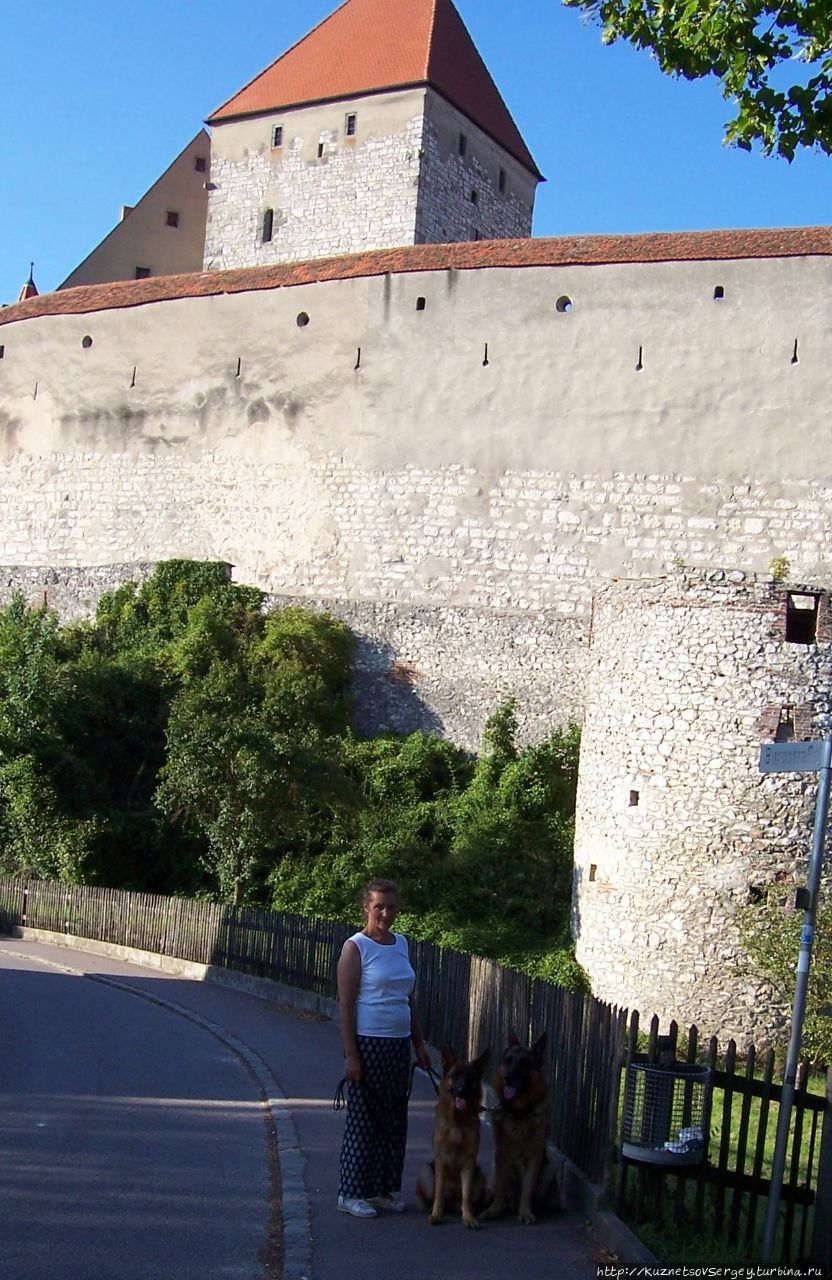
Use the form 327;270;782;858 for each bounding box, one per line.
409;993;431;1070
337;939;363;1082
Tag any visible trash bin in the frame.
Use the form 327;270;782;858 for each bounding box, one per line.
621;1061;712;1166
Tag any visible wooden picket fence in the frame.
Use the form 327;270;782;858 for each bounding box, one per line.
0;875;829;1269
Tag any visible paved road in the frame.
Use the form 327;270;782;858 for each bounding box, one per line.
0;936;607;1280
0;947;272;1280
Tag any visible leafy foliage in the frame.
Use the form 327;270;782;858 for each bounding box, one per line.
739;875;832;1065
564;0;832;159
0;562;586;989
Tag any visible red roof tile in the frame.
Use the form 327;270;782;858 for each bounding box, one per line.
3;228;830;327
207;0;541;177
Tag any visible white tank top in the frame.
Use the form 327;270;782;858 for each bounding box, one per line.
349;931;415;1038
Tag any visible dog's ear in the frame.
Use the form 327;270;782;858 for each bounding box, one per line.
473;1047;491;1072
532;1032;548;1061
440;1043;457;1070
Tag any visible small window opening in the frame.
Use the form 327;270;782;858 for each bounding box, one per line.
791;338;799;365
134;266;151;279
194;156;207;173
262;208;274;243
635;345;644;371
0;345;5;359
785;592;819;644
296;312;310;328
555;295;572;313
166;210;180;227
317;141;325;158
458;132;467;157
589;864;597;883
272;125;284;148
345;112;357;137
628;789;640;807
498;167;506;193
81;335;93;349
470;188;478;205
472;227;481;241
713;285;724;300
775;705;795;742
415;296;426;312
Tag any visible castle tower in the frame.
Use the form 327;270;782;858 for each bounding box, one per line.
203;0;542;271
572;570;832;1047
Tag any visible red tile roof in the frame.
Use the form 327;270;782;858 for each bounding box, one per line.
207;0;542;177
3;228;830;327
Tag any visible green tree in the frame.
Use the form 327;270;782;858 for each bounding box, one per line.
564;0;832;159
739;876;832;1065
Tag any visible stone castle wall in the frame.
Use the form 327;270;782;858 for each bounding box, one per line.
573;570;832;1045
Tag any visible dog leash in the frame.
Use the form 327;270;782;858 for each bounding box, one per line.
333;1062;442;1111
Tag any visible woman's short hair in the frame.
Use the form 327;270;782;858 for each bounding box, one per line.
360;877;400;905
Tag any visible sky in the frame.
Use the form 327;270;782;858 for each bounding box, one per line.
1;0;830;304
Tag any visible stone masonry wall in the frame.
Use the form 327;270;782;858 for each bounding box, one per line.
573;569;832;1046
204;113;425;270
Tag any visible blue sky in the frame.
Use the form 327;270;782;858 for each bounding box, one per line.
1;0;829;304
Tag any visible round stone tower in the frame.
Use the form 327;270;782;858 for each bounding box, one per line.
572;568;832;1046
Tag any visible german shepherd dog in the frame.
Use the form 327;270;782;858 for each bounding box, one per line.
482;1033;558;1225
416;1045;490;1228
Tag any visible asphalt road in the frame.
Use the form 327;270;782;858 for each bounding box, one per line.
0;949;272;1280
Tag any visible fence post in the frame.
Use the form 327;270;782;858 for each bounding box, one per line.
810;1066;832;1272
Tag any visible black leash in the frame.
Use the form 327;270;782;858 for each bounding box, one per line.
333;1061;442;1111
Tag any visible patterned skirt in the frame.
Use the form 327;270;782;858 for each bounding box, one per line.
338;1035;411;1199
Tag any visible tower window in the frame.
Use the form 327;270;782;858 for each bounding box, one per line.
317;141;325;158
713;285;725;300
458;132;467;157
498;167;506;193
134;266;151;279
470;189;478;205
0;346;5;359
262;209;274;244
416;296;426;311
345;113;357;137
472;228;481;241
272;125;284;148
785;593;819;644
166;210;180;227
194;156;207;173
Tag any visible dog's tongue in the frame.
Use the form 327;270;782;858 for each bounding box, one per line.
503;1085;517;1101
454;1097;467;1111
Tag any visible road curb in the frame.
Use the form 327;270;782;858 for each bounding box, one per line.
1;942;312;1280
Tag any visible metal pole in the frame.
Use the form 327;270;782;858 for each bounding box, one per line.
761;738;832;1264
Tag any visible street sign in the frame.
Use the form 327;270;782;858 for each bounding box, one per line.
759;739;832;774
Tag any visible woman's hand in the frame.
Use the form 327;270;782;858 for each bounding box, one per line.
344;1050;363;1082
414;1042;431;1072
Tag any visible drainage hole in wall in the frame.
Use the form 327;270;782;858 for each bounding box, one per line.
81;335;93;349
296;312;310;328
555;295;572;313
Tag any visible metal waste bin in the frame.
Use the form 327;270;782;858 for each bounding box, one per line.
621;1061;712;1166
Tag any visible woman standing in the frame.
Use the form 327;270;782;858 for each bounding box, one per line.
337;878;431;1217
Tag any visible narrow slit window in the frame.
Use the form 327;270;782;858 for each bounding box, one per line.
458;132;467;157
629;790;640;807
470;188;478;205
498;167;506;193
166;210;180;227
785;592;819;644
262;208;274;243
416;296;426;311
589;864;597;883
0;345;5;359
317;141;325;158
272;125;284;148
194;156;207;173
345;112;357;137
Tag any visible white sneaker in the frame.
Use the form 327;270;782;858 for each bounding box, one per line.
367;1194;406;1213
337;1195;378;1218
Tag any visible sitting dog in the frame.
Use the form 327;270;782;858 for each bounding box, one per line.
415;1045;490;1229
482;1033;558;1225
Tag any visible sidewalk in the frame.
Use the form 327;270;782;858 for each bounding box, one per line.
2;934;611;1280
